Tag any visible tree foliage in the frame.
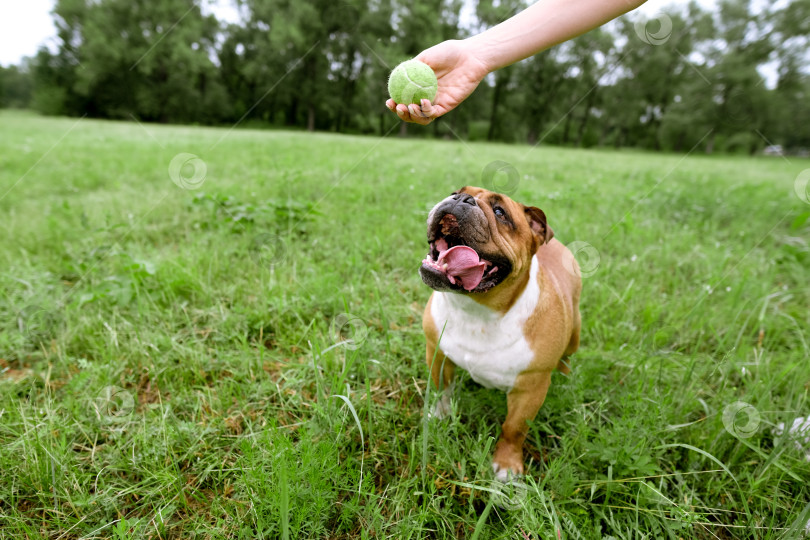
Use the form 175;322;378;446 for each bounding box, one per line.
4;0;809;153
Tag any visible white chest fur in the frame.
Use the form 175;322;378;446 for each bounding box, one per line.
430;257;540;392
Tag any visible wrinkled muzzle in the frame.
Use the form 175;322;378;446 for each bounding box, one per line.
420;193;510;293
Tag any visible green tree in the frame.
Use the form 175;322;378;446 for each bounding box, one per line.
768;0;810;149
604;7;701;149
551;28;616;147
31;46;82;116
700;0;773;153
230;0;398;132
43;0;228;123
474;0;525;141
20;0;807;150
508;49;567;145
0;61;34;108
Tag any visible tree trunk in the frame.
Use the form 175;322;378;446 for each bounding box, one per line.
336;99;345;132
304;53;317;131
599;124;610;147
527;127;538;146
286;97;298;126
488;71;508;141
562;110;572;144
651;119;662;151
574;112;588;147
674;131;684;153
336;52;359;132
574;89;596;147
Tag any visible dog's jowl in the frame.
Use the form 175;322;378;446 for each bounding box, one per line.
420;186;582;481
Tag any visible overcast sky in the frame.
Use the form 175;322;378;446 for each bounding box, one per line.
0;0;717;68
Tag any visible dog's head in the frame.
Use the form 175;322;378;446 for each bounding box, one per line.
419;186;553;293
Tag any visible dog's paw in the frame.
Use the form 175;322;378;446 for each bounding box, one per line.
428;394;452;420
492;441;524;482
492;461;524;483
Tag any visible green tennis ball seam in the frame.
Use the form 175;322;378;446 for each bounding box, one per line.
400;69;424;104
388;60;437;105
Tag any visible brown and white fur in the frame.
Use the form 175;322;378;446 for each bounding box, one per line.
420;186;581;481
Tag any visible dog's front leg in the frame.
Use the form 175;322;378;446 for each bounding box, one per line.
426;341;455;419
492;370;552;481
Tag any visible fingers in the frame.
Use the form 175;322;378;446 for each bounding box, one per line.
385;99;437;125
396;103;412;122
407;103;431;126
418;99;435;117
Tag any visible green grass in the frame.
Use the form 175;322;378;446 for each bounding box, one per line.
1;109;809;539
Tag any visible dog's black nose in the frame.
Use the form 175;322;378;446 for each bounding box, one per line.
454;193;476;206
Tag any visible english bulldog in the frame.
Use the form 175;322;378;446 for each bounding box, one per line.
420;186;581;481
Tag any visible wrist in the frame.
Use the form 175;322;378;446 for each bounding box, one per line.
462;34;500;75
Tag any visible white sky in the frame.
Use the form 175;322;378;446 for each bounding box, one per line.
0;0;57;66
0;0;243;67
0;0;719;68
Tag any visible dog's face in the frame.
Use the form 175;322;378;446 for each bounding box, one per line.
420;186;554;293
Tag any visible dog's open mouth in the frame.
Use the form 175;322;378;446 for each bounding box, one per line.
420;214;510;292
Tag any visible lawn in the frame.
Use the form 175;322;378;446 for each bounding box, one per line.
1;109;809;539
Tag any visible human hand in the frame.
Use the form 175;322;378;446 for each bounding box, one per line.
385;39;491;126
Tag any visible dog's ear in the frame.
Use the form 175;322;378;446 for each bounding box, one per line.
524;206;554;246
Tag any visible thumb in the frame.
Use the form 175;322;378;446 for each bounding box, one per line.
414;41;447;68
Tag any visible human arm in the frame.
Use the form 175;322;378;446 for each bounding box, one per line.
386;0;648;125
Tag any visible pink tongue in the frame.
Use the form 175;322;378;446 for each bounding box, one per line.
437;245;486;291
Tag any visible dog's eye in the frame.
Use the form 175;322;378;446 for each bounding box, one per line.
494;207;506;218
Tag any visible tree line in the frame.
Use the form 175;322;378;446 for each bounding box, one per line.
1;0;808;154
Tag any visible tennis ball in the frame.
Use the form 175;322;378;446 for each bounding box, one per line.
388;60;438;105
